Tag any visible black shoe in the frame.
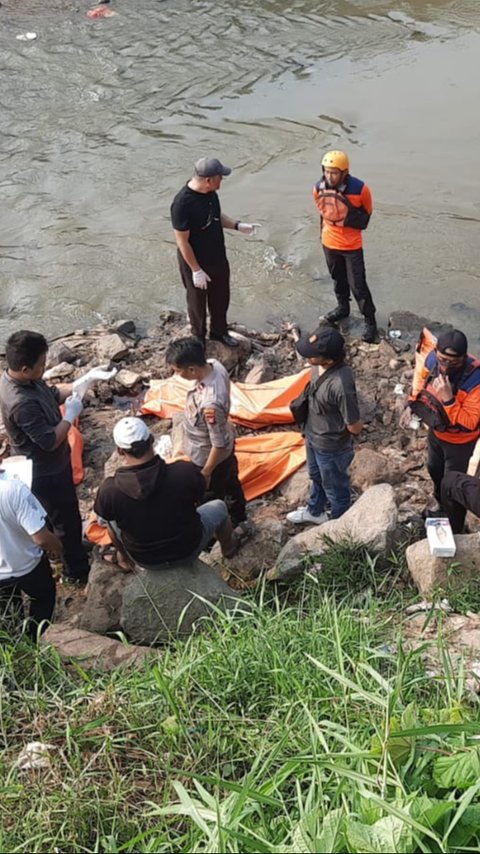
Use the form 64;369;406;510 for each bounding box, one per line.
362;320;378;344
210;334;239;348
322;305;350;324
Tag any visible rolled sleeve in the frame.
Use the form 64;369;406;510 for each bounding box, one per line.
204;406;231;449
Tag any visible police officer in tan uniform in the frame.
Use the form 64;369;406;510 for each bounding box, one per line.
166;337;248;530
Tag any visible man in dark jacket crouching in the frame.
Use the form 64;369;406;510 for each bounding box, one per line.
94;417;239;568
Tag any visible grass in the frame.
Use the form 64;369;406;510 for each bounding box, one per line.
1;546;480;853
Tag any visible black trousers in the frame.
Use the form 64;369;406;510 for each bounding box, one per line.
0;555;55;639
441;471;480;534
198;453;246;527
427;431;477;503
323;246;376;319
32;463;89;580
178;252;230;340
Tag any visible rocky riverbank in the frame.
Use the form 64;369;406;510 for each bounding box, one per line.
12;308;452;536
5;307;480;674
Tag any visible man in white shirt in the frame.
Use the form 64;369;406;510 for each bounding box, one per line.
0;477;62;639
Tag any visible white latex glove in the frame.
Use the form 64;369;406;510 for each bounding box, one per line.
72;364;117;399
63;393;83;424
192;269;211;290
237;222;261;236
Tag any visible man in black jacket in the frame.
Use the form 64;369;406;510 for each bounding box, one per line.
94;417;240;567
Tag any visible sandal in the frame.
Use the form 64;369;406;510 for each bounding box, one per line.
222;520;255;559
100;545;134;572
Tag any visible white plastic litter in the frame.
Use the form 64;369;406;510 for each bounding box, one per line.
393;383;405;395
15;741;55;770
154;435;173;461
16;33;37;41
388;330;402;339
405;598;452;615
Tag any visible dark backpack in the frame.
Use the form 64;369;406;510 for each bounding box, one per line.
290;368;329;427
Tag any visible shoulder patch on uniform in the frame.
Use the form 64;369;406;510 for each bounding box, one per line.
204;407;216;424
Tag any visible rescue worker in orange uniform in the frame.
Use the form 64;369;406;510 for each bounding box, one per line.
313;150;377;343
400;329;480;512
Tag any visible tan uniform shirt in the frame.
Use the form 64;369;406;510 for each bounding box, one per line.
184;359;235;467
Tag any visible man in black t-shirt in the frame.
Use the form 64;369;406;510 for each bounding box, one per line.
170;157;260;348
94;417;242;567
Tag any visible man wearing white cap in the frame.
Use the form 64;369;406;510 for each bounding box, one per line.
170;156;260;348
94;417;241;567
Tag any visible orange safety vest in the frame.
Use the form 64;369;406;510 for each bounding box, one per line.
409;329;480;444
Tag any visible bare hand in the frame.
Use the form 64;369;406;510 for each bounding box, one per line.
399;405;413;430
432;375;453;403
201;470;211;489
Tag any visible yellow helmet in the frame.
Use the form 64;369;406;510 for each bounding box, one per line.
321;150;349;171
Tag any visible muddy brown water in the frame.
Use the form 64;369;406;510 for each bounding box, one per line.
1;1;480;347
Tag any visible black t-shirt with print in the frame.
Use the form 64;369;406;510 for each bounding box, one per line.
170;184;227;271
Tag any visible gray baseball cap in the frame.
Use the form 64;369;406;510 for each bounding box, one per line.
193;157;232;178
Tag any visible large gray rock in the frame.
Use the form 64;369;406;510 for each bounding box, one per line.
206;336;251;371
46;340;77;367
112;319;136;337
350;448;402;492
79;558;135;634
406;534;480;597
387;311;453;346
279;465;310;508
42;625;154;671
115;368;141;389
269;483;398;581
121;558;243;644
96;333;129;362
203;512;288;582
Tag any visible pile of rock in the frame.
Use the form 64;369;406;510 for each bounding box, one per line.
13;308;475;666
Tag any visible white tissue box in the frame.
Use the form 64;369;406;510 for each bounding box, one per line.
425;517;456;558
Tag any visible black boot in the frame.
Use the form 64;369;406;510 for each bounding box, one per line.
323;303;350;324
362;317;378;344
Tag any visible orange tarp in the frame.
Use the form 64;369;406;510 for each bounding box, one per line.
141;369;310;428
85;430;307;546
59;403;84;485
234;430;306;501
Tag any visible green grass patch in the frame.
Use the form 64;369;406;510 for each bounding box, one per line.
1;561;480;852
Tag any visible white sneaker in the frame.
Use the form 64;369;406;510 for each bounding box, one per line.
286;507;328;525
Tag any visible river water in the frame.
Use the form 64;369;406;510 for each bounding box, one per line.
1;0;480;346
